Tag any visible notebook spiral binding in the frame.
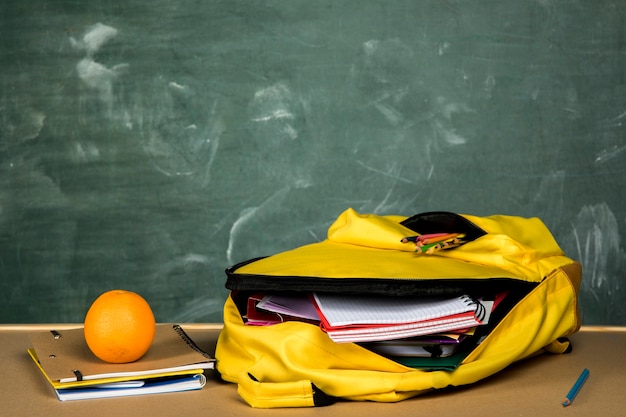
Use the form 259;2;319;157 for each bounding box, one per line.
172;324;213;359
460;295;487;322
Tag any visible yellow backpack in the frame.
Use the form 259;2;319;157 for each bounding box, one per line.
216;209;582;408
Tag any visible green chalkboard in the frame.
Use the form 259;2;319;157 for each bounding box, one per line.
1;0;624;324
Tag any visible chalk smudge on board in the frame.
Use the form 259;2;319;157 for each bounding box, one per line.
226;183;313;265
249;82;299;141
355;160;416;185
565;203;626;323
0;106;46;145
595;144;626;164
70;23;118;56
227;205;262;265
135;75;224;184
353;39;471;149
432;97;470;145
72;23;128;121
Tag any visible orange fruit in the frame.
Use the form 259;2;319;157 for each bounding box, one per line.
84;289;156;364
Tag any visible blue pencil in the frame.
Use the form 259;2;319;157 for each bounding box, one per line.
562;368;590;407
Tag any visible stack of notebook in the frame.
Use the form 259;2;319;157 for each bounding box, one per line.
311;293;493;343
27;324;215;401
246;291;506;370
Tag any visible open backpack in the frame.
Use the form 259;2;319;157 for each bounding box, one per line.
215;208;582;408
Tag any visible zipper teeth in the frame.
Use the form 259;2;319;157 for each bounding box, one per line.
227;275;535;297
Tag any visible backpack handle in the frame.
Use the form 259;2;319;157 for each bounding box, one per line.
237;372;336;408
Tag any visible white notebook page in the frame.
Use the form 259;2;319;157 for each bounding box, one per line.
312;293;476;327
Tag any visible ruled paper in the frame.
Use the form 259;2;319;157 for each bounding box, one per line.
312;293;477;327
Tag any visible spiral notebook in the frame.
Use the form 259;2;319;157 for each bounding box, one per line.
28;324;214;391
312;293;492;343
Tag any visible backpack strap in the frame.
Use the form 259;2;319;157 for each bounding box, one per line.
237;372;336;408
543;337;573;354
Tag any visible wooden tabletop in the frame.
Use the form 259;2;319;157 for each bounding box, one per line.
2;325;624;416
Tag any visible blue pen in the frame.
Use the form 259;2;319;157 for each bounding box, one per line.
562;368;589;407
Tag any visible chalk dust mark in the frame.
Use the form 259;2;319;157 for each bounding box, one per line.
431;97;471;145
595;144;626;164
139;79;225;184
251;109;295;122
227;202;270;265
0;105;46;145
226;182;314;265
355;160;416;185
564;203;626;323
432;119;466;145
353;39;472;149
571;204;620;291
483;74;496;98
71;23;128;121
374;102;405;126
307;229;322;241
372;187;395;214
249;82;300;141
600;110;626;128
70;23;118;57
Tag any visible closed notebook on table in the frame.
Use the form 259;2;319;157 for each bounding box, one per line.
28;324;214;400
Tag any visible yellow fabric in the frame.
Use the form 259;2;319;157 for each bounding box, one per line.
327;208;416;251
215;209;582;408
233;208;571;283
237;373;316;408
